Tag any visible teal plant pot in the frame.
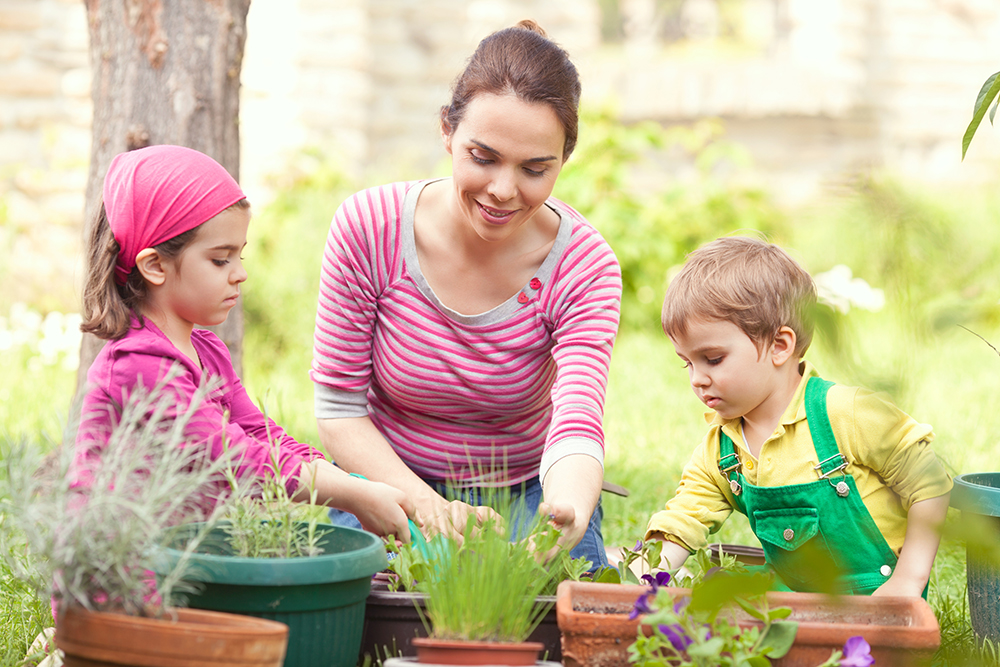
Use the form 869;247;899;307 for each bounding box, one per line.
950;472;1000;643
158;523;386;667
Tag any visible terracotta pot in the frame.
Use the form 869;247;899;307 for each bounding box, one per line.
556;581;940;667
410;637;543;665
361;573;561;663
55;605;288;667
382;659;559;667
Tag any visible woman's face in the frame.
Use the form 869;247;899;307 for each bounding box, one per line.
443;92;566;244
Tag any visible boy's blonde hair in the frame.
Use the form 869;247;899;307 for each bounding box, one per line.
662;236;816;358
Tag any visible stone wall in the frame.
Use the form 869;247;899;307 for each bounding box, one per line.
0;0;90;310
3;0;1000;314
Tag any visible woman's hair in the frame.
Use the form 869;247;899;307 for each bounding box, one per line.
80;199;249;340
441;19;581;159
661;235;817;358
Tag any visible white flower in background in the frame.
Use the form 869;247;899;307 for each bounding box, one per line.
814;265;885;314
1;303;82;371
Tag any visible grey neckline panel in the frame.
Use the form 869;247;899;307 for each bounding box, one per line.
400;179;571;326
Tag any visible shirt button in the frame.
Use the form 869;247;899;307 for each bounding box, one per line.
744;459;754;470
880;564;892;577
783;528;794;542
517;292;529;304
529;278;542;290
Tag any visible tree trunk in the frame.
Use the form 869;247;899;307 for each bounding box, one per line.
76;0;251;397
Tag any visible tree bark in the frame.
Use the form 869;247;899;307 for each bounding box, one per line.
77;0;251;396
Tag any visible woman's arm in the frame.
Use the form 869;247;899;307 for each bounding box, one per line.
539;453;603;551
317;416;493;538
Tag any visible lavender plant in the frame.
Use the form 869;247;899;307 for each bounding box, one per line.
0;372;237;617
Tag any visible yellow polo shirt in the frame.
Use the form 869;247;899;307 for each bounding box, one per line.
645;362;953;555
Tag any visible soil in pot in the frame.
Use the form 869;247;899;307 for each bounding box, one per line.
555;581;940;667
55;605;288;667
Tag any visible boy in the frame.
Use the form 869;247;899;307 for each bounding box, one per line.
646;236;951;596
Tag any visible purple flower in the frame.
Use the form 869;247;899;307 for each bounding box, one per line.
657;623;694;652
633;539;644;552
640;571;672;591
629;591;654;620
839;636;874;667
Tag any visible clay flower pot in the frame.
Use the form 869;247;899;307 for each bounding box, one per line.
55;605;288;666
410;637;544;665
555;581;940;667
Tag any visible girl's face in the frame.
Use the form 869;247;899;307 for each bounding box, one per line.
155;206;250;329
443;92;566;244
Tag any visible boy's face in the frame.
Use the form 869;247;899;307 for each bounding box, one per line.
670;318;783;422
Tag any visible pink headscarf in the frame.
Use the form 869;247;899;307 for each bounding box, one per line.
103;145;246;285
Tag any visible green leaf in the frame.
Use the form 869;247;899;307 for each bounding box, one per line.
991;97;1000;126
962;71;1000;159
744;657;773;667
593;566;622;584
734;596;767;621
758;621;799;658
767;606;793;621
690;570;774;617
687;635;726;657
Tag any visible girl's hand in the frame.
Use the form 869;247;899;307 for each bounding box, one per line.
343;478;415;540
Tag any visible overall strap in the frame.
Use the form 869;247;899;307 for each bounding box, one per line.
805;377;847;477
718;431;747;515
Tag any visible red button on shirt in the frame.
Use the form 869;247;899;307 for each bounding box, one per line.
529;278;542;290
517;292;529;304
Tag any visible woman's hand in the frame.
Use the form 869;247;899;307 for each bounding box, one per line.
538;500;587;553
413;493;498;543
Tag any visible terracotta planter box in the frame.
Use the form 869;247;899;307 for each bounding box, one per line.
556;581;940;667
362;574;561;663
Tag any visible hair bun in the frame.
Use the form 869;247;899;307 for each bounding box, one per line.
515;19;546;37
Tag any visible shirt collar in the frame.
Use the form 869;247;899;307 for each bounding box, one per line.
703;360;820;436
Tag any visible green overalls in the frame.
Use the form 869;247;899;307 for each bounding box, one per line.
717;377;898;595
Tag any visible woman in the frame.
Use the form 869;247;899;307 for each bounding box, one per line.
310;20;621;566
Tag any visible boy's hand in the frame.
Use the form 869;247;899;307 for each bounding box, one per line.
871;571;925;598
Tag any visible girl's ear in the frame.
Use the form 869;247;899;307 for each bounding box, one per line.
771;326;798;367
135;248;166;286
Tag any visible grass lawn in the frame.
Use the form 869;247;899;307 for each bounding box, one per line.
3;324;999;665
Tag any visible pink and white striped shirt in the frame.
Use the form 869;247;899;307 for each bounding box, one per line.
311;181;621;486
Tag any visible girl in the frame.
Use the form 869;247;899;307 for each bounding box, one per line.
76;144;413;538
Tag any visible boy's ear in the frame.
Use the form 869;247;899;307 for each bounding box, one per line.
135;248;166;286
771;326;798;366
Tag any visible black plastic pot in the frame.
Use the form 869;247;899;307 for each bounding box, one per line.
360;574;561;663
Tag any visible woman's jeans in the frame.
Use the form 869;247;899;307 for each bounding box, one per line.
328;475;608;570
